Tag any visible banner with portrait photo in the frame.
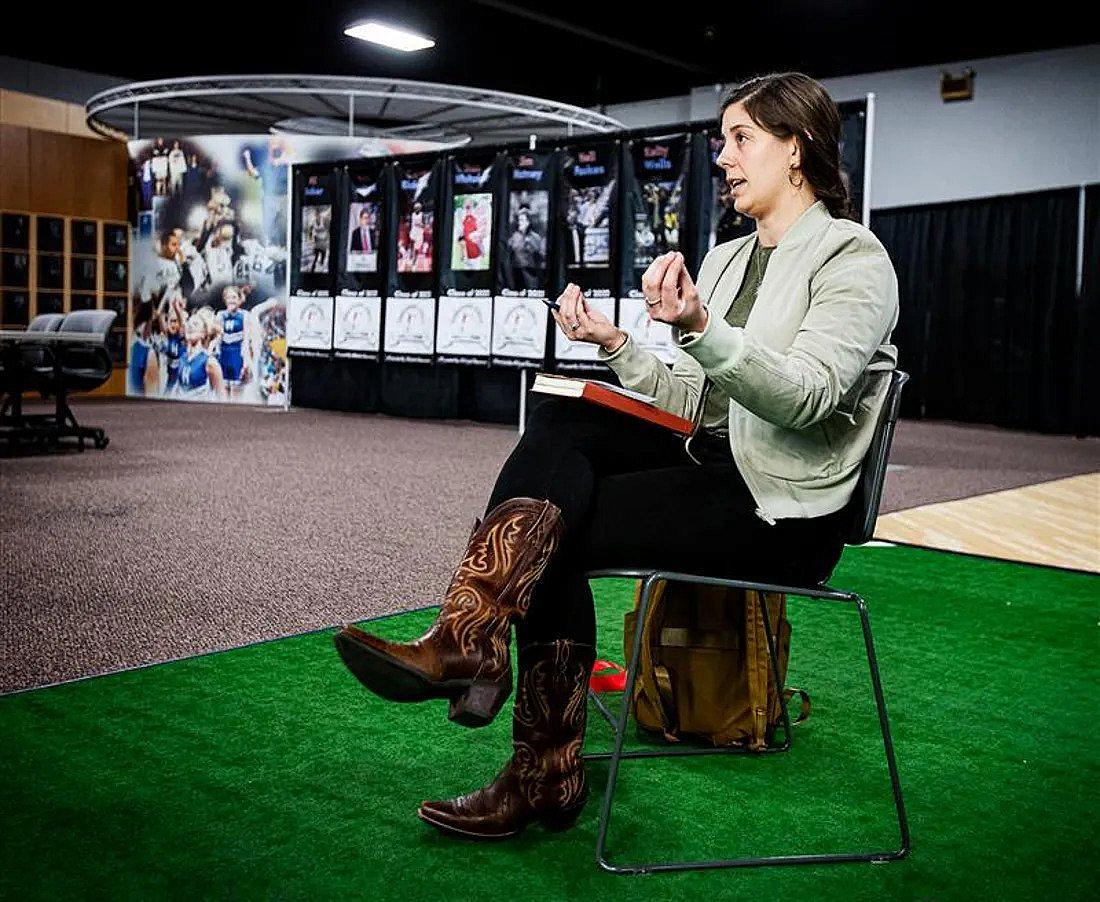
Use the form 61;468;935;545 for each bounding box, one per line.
340;163;385;290
560;142;619;288
444;152;497;285
492;149;556;368
292;166;338;293
335;163;385;361
625;134;688;294
393;159;440;286
437;153;499;365
387;159;441;362
556;143;619;371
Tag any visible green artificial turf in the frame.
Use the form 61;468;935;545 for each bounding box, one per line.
1;545;1097;900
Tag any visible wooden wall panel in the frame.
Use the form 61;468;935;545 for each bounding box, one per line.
0;124;32;210
26;129;127;221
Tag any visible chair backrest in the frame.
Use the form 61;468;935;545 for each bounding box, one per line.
844;370;909;546
27;313;65;332
59;309;117;335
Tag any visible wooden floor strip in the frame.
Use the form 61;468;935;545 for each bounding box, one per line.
875;473;1100;573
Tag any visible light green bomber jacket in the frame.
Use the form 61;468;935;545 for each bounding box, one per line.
597;200;899;523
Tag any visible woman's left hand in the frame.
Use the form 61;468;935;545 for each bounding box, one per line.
642;252;706;332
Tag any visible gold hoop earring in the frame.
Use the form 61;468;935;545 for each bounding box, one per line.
788;168;805;190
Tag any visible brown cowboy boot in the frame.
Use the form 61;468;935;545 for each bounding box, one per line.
334;497;564;728
416;638;596;839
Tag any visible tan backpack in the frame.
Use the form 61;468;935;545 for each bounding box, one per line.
621;579;811;750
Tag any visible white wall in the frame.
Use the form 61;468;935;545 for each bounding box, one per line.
620;44;1100;210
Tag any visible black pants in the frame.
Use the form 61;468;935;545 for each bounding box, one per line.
486;397;850;649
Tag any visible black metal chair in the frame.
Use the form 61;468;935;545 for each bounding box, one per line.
583;369;910;875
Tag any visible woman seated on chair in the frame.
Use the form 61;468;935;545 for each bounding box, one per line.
335;71;900;841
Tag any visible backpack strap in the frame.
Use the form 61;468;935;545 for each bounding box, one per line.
653;663;681;743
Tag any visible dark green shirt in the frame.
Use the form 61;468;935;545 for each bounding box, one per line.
700;239;775;431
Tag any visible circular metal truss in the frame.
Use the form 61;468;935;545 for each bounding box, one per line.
86;74;624;150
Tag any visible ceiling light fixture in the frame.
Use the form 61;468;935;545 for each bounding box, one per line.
344;21;435;52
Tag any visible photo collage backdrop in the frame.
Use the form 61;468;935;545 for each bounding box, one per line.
127;136;378;407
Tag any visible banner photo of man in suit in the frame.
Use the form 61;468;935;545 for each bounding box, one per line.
346;200;379;273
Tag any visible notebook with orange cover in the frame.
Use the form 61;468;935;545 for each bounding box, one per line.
531;373;695;436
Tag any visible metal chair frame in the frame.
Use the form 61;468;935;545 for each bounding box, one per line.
580;370;911;874
582;568;910;874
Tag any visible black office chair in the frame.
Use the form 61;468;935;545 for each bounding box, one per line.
34;309;117;450
583;369;910;875
22;313;67;381
0;314;67;419
27;313;66;333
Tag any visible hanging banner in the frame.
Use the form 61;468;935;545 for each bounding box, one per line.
492;149;556;368
555;142;619;370
291;166;338;295
384;159;440;363
437;152;498;365
335;162;385;360
619;134;688;364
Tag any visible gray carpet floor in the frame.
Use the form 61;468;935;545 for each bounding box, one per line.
2;399;1097;694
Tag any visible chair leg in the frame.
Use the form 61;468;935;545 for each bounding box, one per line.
592;571;659;873
588;586;910;875
853;593;911;859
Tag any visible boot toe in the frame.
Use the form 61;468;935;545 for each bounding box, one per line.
334;628;436;701
417;803;519;839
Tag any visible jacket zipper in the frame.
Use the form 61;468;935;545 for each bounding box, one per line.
682;379;712;466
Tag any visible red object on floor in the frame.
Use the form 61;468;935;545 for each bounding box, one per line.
589;659;627;693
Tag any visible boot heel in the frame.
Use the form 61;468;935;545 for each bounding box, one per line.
540;804;585;832
449;673;512;728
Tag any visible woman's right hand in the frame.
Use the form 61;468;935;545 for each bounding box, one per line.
552;284;623;351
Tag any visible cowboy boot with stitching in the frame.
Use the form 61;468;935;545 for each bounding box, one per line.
334;497;565;728
417;638;596;839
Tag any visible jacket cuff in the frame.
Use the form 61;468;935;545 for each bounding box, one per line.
596;333;655;383
677;307;746;373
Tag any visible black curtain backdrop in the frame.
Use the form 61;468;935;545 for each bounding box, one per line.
1074;185;1100;437
871;187;1090;434
290;357;519;424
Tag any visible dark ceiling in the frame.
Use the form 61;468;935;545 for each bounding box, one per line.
4;1;1095;109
